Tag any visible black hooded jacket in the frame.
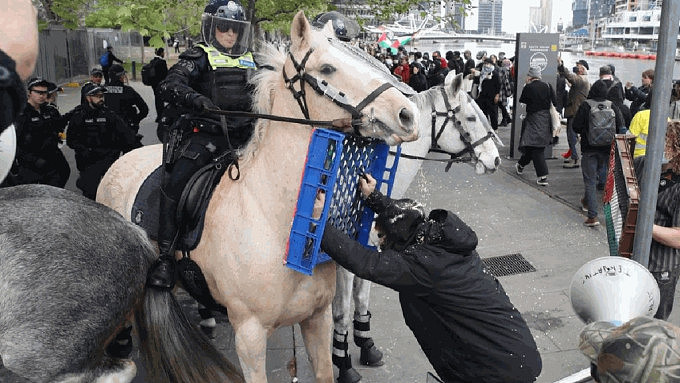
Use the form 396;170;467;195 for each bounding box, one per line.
321;198;542;383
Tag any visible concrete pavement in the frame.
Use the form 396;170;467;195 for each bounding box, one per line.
9;80;679;382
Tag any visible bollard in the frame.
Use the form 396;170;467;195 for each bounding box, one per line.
131;61;136;81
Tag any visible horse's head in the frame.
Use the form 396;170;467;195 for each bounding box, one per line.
421;71;502;174
284;11;418;146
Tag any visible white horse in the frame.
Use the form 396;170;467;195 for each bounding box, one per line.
96;12;418;383
331;71;502;382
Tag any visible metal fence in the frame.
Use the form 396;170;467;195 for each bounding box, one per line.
33;27;145;85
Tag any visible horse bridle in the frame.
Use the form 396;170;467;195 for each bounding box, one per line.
282;47;396;136
427;86;498;170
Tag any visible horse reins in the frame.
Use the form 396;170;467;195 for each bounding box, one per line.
391;86;496;172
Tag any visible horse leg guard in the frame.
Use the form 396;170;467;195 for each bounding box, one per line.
354;311;384;367
105;326;133;359
332;330;362;383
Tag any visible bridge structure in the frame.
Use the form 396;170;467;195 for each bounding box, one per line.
416;34;517;43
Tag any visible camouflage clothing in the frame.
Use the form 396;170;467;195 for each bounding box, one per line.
580;316;680;383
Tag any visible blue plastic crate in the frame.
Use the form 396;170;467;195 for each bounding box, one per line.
285;129;400;275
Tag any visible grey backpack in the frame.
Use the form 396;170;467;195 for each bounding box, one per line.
584;99;616;146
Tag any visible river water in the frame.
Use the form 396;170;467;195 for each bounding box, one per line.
412;40;680;89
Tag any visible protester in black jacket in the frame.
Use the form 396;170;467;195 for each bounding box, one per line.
625;68;653;117
573;79;626;227
516;66;556;186
318;174;542;383
409;62;428;92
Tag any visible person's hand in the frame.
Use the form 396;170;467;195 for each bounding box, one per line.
557;57;563;66
494;94;500;104
625;81;633;89
312;190;326;220
192;95;216;113
0;0;38;80
359;174;377;198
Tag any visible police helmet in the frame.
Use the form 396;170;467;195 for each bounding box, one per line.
201;0;251;56
311;11;360;42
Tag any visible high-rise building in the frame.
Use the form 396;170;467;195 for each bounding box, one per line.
476;0;503;35
572;0;617;27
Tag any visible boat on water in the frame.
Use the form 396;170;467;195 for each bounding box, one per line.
584;50;656;60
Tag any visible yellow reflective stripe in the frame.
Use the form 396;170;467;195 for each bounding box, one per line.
197;44;254;69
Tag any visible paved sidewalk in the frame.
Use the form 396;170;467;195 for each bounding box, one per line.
5;83;677;383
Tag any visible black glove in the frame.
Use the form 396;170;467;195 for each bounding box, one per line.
191;95;216;113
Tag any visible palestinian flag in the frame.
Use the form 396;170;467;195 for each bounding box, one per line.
377;33;391;49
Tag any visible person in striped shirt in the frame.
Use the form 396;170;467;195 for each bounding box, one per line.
634;120;680;320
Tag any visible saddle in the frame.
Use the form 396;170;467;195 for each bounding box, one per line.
132;156;234;313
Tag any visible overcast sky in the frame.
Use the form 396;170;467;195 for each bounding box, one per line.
501;0;574;33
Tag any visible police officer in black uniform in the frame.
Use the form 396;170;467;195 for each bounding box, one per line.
66;84;137;200
2;77;69;187
80;68;104;105
148;0;257;289
105;64;148;144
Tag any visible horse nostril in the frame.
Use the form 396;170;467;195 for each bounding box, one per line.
398;108;414;131
494;157;501;167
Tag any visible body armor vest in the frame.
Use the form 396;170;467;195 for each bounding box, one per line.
104;84;137;126
194;44;254;126
17;105;59;154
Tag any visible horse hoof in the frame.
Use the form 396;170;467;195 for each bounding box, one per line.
337;367;362;383
359;344;384;366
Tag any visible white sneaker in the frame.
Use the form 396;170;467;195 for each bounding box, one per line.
537;176;549;186
515;163;524;175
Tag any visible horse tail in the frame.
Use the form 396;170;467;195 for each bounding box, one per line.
134;288;244;383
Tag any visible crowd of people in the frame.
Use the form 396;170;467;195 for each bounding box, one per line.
1;1;679;382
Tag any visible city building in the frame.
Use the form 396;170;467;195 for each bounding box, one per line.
572;0;617;28
476;0;503;35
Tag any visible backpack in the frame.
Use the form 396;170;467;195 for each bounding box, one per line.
584;99;616;146
99;52;109;67
141;59;157;86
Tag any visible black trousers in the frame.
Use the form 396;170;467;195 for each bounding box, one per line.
518;146;548;178
477;98;498;130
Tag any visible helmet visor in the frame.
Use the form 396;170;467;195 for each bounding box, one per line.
202;14;251;56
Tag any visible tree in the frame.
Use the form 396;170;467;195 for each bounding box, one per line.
40;0;472;47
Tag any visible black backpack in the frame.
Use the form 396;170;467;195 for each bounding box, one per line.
141;58;157;86
584;99;616;146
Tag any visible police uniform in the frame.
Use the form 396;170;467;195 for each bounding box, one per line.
105;69;149;138
154;43;256;261
66;99;137;199
3;102;69;187
148;0;257;289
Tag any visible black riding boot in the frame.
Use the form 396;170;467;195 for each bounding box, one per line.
332;330;362;383
147;190;178;289
354;311;384;366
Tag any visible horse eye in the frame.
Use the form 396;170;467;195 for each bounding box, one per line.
319;64;336;75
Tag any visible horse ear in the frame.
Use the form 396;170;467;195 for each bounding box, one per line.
290;11;312;52
321;21;336;39
446;72;463;94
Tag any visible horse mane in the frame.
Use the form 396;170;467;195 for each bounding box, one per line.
238;42;288;164
411;86;440;111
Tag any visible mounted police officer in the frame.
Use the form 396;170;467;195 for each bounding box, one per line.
105;63;148;145
2;77;69;188
148;0;257;289
66;84;137;199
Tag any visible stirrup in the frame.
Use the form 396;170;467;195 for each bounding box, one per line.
147;256;176;289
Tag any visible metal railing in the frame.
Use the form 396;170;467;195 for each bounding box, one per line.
32;27;145;85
